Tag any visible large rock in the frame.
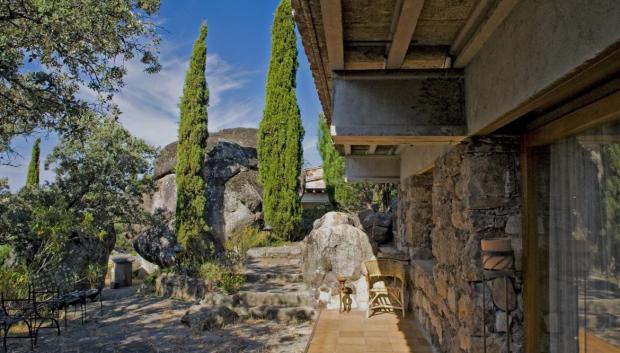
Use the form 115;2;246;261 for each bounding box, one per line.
61;228;116;287
302;212;375;292
132;221;182;268
145;128;263;246
359;209;393;244
181;304;239;332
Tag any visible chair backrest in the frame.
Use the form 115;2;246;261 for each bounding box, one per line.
363;259;406;283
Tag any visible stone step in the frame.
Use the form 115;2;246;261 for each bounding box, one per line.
245;272;304;284
246;243;303;259
237;290;314;307
234;305;317;324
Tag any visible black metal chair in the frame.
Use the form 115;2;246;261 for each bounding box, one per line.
28;276;62;345
0;292;34;352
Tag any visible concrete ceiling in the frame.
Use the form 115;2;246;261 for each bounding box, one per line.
292;0;520;156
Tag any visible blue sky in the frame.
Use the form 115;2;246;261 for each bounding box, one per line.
1;0;323;190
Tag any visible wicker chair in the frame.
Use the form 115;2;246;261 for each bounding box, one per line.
362;259;406;318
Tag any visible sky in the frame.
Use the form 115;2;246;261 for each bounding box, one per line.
1;0;323;190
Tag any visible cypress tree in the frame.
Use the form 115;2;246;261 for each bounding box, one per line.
26;138;41;187
175;23;212;266
317;114;362;211
258;0;304;241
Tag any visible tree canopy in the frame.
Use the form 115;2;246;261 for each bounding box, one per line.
0;113;156;271
175;24;212;267
0;0;161;164
257;0;304;241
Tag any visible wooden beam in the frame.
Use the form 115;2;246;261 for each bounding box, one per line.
345;46;448;70
450;0;493;55
385;0;425;69
453;0;520;68
394;145;406;155
525;89;620;147
333;135;466;146
344;144;352;155
320;0;344;70
367;144;378;154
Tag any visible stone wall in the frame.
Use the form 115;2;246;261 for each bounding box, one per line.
396;136;523;353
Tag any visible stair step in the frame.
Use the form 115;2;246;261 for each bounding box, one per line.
247;243;303;259
245;272;304;283
237;291;314;307
233;305;317;323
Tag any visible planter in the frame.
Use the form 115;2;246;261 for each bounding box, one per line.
481;238;513;271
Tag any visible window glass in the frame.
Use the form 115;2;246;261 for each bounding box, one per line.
535;120;620;353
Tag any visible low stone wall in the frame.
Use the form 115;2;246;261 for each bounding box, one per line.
397;136;524;353
155;273;207;302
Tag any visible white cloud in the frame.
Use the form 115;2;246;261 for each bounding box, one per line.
113;49;256;148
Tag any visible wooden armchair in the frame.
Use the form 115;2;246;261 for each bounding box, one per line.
362;259;406;318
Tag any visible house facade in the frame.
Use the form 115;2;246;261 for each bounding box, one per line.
292;0;620;352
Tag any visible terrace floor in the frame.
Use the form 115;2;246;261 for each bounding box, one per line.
306;310;434;353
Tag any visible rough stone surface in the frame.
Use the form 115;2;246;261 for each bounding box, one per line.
61;229;116;286
359;209;393;244
302;212;375;307
146;128;263;246
132;222;182;268
181;304;239;332
155;273;207;302
395;137;524;353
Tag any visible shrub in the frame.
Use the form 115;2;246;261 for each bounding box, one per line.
0;266;31;298
198;261;222;292
225;226;269;265
220;272;245;294
85;263;106;289
143;270;160;285
0;244;11;267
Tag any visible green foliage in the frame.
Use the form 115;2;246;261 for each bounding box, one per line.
258;0;304;241
0;114;156;275
198;261;222;292
225;226;269;265
0;0;161;163
0;265;31;298
85;263;106;289
0;244;11;267
219;272;245;294
26;138;41;187
143;270;159;285
175;24;213;269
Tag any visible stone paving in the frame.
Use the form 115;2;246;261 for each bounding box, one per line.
306;310;434;353
7;287;312;353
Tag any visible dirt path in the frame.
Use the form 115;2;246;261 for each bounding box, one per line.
7;287;312;353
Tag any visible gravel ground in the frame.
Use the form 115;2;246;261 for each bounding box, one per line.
7;287;313;353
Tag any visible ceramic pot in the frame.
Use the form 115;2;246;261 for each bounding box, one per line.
481;238;514;271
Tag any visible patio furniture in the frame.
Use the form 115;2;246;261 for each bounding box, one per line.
362;259;406;318
1;293;34;352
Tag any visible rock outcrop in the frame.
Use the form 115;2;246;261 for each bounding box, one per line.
302;212;375;308
142;128;263;249
359;209;393;244
132;221;182;268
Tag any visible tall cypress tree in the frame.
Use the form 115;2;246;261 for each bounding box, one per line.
175;24;211;266
26;138;41;187
258;0;304;241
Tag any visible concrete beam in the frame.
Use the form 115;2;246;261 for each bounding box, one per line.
331;72;466;144
400;144;454;181
320;0;344;70
345;156;400;183
454;0;520;68
386;0;425;69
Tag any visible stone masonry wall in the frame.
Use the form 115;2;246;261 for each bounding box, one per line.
396;173;433;259
396;136;523;353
